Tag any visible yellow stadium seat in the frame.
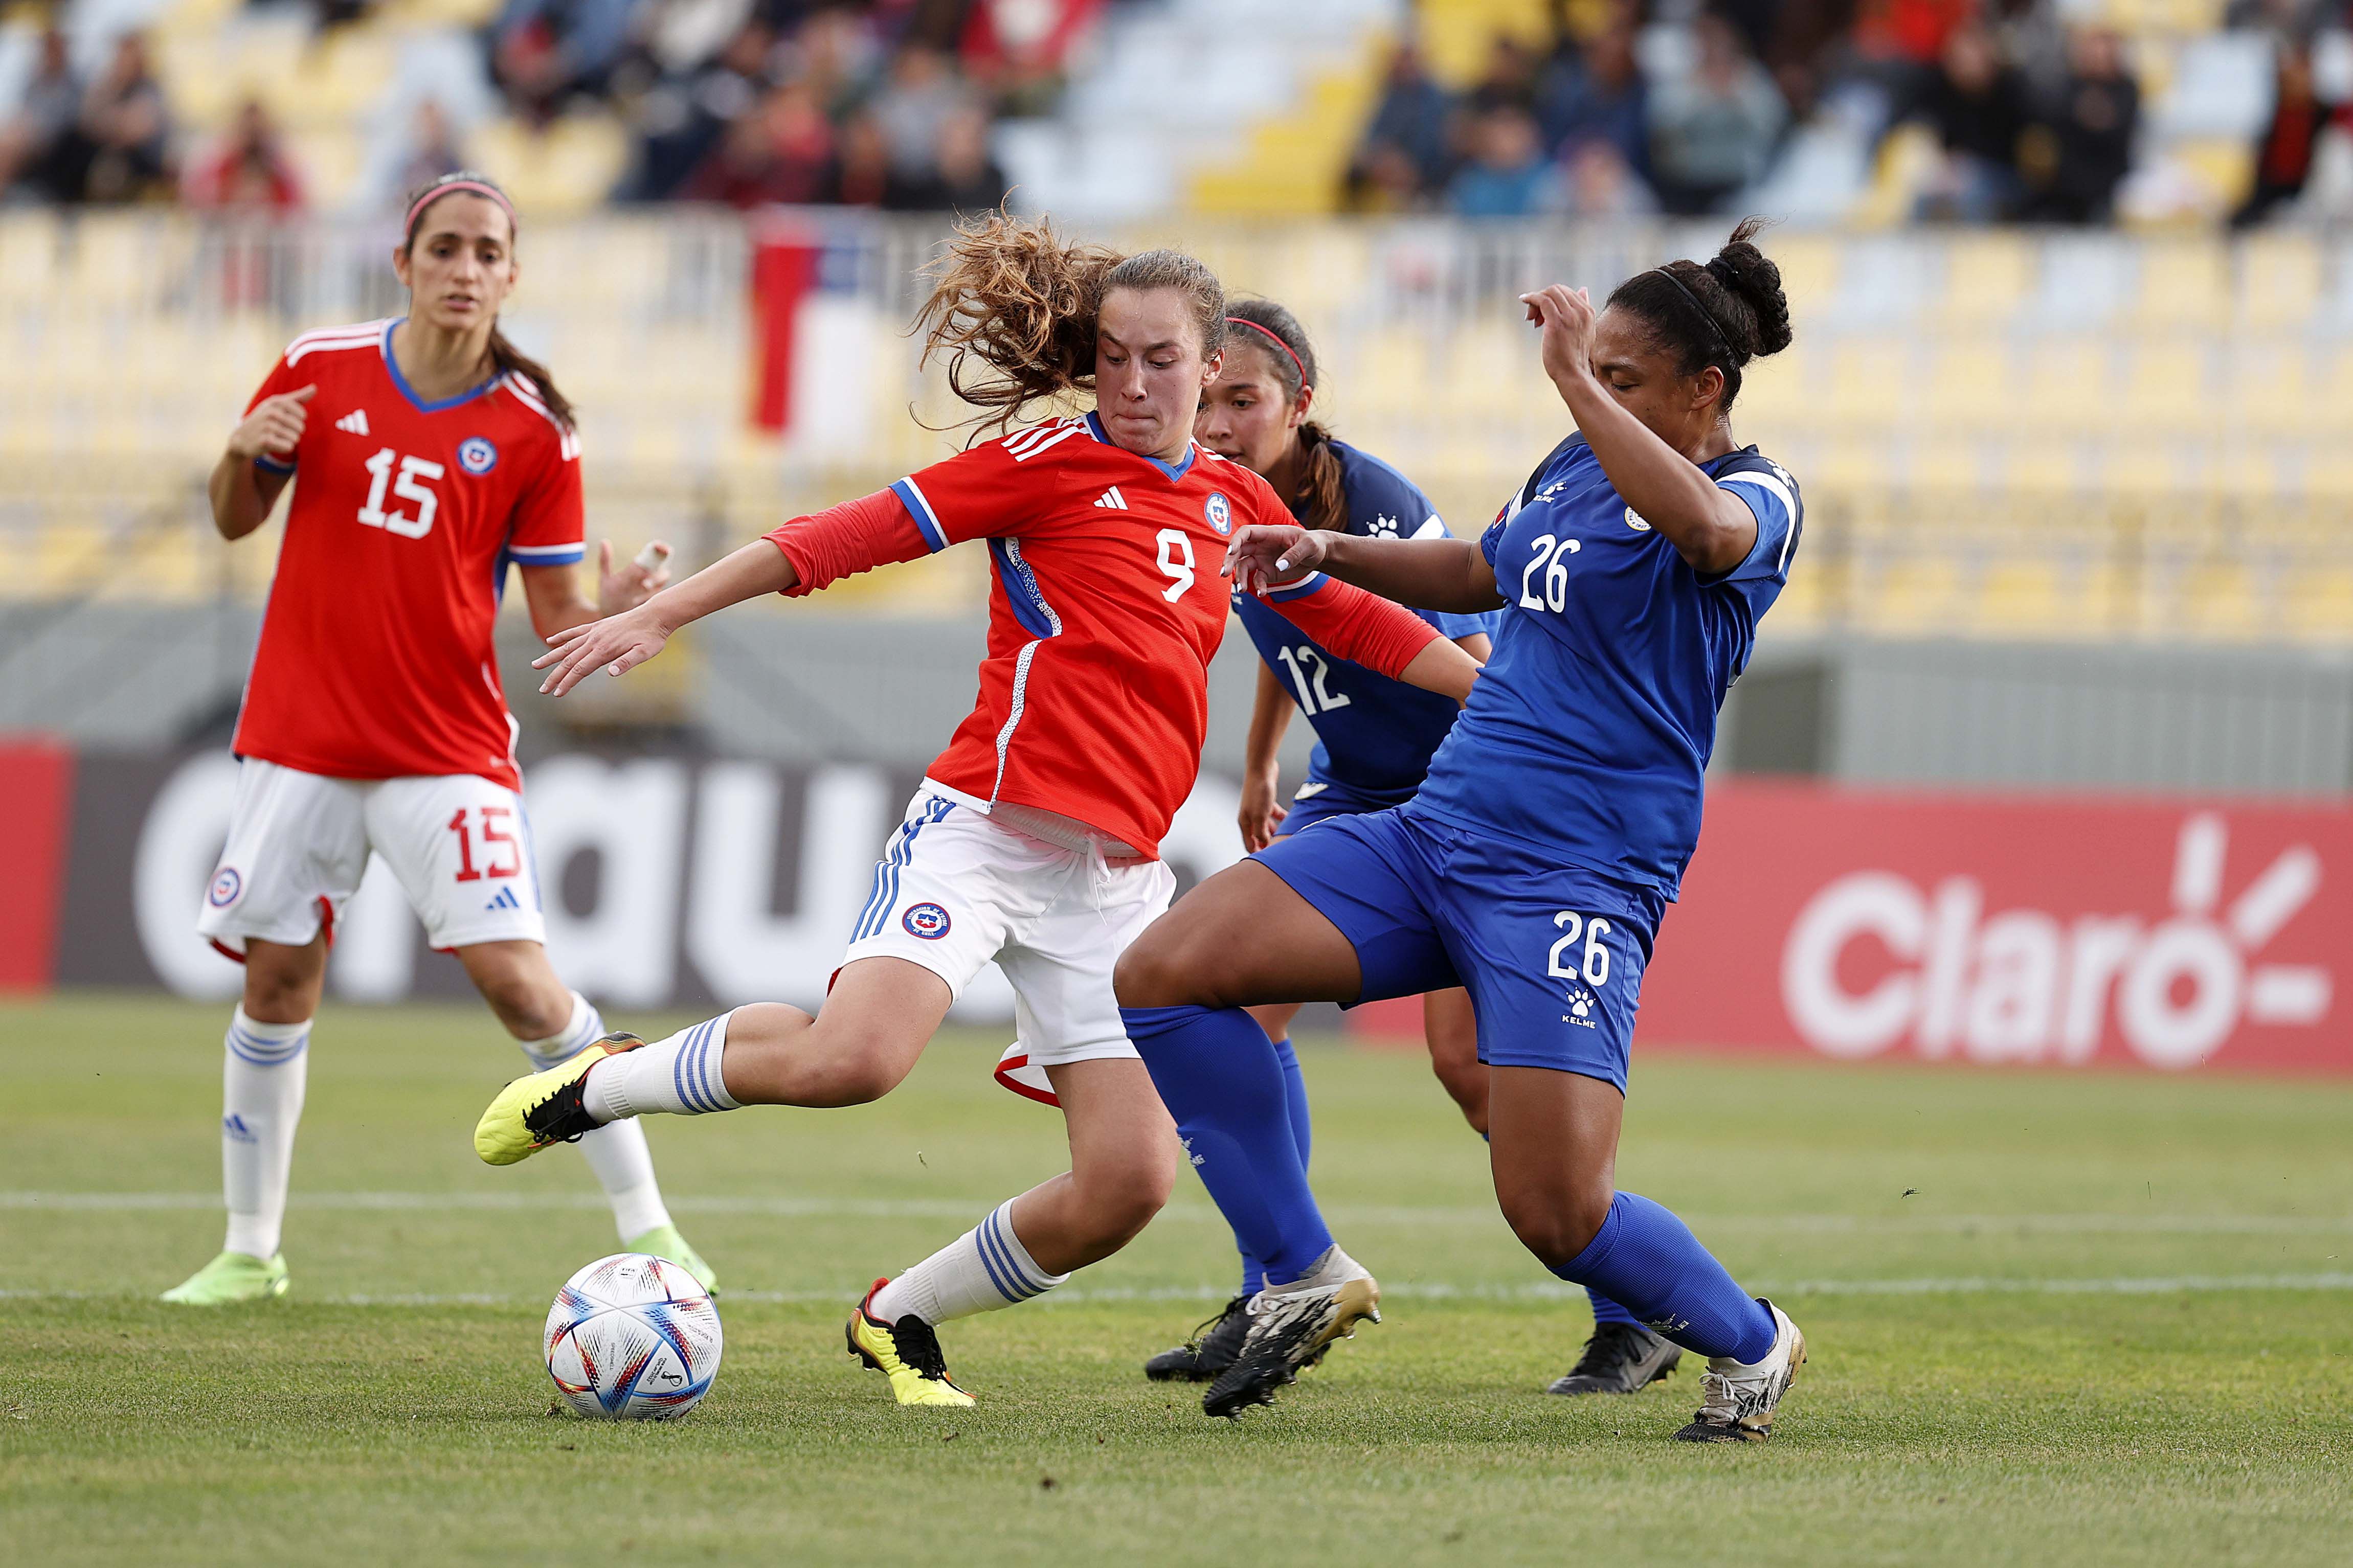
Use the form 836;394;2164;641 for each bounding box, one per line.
2119;343;2209;431
2281;567;2353;641
1767;233;1839;323
2022;340;2108;436
1938;232;2033;324
2132;240;2229;330
2236;232;2321;329
1825;342;1905;433
1924;342;2010;430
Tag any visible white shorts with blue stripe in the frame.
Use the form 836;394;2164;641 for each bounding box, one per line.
840;784;1176;1074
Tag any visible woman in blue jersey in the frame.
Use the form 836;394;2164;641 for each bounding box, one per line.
1115;221;1810;1439
1138;298;1494;1381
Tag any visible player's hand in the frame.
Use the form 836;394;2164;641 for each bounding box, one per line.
1238;765;1288;853
1223;523;1328;596
596;539;673;616
226;384;316;464
534;604;670;696
1519;284;1599;391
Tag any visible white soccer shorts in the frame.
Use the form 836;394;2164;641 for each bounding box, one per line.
840;786;1176;1080
196;758;548;957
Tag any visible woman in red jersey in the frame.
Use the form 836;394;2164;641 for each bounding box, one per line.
472;216;1481;1408
165;171;716;1306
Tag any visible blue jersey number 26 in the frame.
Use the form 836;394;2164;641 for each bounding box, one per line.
1518;534;1581;613
1547;910;1612;987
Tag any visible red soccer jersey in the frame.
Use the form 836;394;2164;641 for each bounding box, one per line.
231;318;585;791
767;413;1442;857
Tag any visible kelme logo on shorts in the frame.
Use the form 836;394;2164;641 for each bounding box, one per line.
208;868;243;908
1204;492;1232;535
458;437;499;475
902;902;952;940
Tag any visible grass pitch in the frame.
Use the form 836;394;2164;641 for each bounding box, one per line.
4;994;2350;1566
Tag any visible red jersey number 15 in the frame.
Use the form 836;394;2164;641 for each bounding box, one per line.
359;448;445;539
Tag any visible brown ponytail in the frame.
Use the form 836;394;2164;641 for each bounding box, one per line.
916;212;1226;437
398;169;575;433
1222;297;1344;531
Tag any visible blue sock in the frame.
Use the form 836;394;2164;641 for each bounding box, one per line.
1549;1191;1776;1362
1237;1034;1313;1296
1588;1290;1644;1329
1124;1005;1334;1287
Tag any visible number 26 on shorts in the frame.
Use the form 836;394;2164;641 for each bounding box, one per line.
1547;911;1612;987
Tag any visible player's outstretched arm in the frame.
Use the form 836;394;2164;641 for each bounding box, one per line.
1520;284;1756;576
519;540;675;644
1238;663;1293;853
209;385;312;540
1224;524;1503;614
534;538;798;696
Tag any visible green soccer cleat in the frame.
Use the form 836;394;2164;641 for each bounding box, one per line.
627;1224;719;1295
160;1251;288;1305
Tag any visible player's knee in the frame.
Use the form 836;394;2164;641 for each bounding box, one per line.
1498;1186;1612;1272
479;972;566;1039
1072;1159;1171;1251
1112;928;1216;1010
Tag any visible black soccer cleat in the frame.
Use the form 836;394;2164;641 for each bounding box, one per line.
1201;1270;1379;1420
1546;1322;1683;1397
1144;1295;1251;1382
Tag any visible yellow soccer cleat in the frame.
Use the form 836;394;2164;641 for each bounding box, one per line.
845;1280;976;1407
626;1223;720;1296
473;1033;643;1167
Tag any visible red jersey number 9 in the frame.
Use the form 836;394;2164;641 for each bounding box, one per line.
1156;528;1195;602
358;448;445;540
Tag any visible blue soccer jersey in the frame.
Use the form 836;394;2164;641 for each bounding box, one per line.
1408;435;1802;897
1231;439;1498;809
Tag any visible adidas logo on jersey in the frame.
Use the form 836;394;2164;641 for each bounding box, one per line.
335;410;370;436
483;885;523;913
1093;487;1129;511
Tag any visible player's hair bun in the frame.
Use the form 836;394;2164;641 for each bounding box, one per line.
1704;217;1792;362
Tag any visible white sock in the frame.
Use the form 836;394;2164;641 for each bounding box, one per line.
522;992;673;1242
586;1011;741;1123
220;1008;309;1260
869;1200;1069;1325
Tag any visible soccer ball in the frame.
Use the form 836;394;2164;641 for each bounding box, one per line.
543;1253;723;1420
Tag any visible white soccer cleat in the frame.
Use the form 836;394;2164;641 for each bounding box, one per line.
1673;1299;1806;1443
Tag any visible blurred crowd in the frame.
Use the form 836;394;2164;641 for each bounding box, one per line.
0;0;1097;213
1348;0;2353;225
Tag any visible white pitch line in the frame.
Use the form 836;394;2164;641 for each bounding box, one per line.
4;1192;2352;1236
6;1274;2353;1310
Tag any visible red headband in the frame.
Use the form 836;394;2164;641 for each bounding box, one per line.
404;179;517;239
1225;316;1309;391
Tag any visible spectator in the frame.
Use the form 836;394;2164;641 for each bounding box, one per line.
388;99;470;203
0;27;83;201
1346;42;1454;209
1646;13;1787;215
882;100;1006;213
184;98;305;213
613;21;775;200
1464;31;1543;116
1534;17;1649;177
1910;22;2031;220
491;0;638;125
684;79;834;205
1561;137;1658;217
2016;26;2139;223
1448;104;1564;217
871;43;968;178
59;31;174;203
958;0;1104;117
2231;40;2348;227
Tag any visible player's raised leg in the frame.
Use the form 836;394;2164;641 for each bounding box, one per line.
162;934;325;1304
455;940;714;1288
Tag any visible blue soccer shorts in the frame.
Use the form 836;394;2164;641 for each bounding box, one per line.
1251;805;1666;1090
1273;774;1413;839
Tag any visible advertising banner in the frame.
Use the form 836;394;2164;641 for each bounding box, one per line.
11;746;2345;1074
